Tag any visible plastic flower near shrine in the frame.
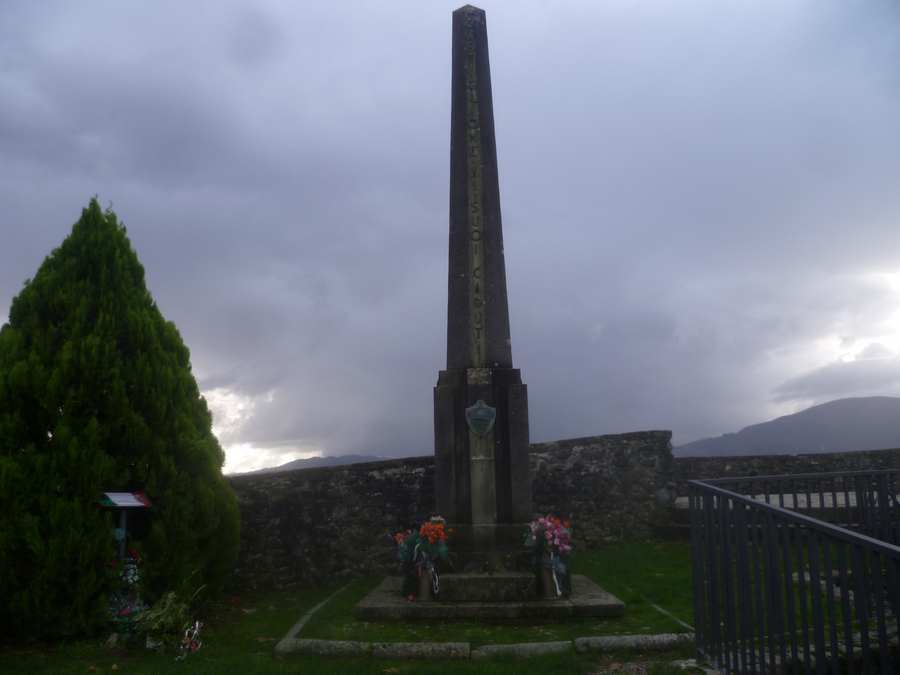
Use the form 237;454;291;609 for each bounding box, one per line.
525;514;573;558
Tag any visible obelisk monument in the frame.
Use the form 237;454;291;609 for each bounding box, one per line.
434;5;531;553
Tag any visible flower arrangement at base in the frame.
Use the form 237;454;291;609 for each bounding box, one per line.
524;515;572;598
394;515;451;600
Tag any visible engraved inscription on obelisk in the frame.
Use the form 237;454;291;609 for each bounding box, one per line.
434;5;531;537
464;10;486;369
461;10;496;525
444;5;512;372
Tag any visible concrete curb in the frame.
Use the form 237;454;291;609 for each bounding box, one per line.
371;641;470;659
275;637;469;659
275;638;371;657
472;640;571;659
574;633;694;653
274;581;694;660
275;633;695;659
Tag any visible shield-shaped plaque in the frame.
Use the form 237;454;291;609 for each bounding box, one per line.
465;399;496;436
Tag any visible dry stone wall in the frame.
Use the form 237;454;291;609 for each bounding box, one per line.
228;431;672;590
228;435;900;590
229;456;434;590
530;432;674;546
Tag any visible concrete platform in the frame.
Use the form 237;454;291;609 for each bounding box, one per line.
354;574;625;621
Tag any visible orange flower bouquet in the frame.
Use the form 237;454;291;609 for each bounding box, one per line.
395;516;451;564
394;515;452;599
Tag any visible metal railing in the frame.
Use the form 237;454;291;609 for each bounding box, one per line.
690;470;900;673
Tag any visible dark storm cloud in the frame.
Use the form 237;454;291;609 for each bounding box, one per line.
3;1;900;469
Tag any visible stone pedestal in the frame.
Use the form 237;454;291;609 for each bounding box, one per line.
434;368;531;528
434;6;532;552
444;523;531;572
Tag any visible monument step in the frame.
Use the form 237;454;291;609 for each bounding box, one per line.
355;575;626;622
445;549;532;574
438;572;535;602
441;523;533;573
447;523;529;550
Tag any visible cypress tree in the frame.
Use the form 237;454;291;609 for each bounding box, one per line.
0;199;239;637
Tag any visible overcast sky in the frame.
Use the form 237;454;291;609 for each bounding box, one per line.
3;1;900;473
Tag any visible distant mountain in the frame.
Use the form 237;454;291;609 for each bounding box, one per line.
235;454;383;475
675;396;900;457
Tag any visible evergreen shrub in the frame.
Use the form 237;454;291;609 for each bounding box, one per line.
0;199;239;637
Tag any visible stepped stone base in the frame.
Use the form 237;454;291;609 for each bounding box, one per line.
354;575;625;621
440;572;535;602
444;524;532;572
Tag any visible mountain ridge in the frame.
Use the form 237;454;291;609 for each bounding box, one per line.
675;396;900;457
230;453;383;475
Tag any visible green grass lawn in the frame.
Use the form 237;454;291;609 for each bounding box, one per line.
580;540;694;630
0;541;696;674
302;541;694;644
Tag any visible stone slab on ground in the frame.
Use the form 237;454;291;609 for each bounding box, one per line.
354;574;625;621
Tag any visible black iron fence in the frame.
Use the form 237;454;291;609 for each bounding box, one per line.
690;471;900;673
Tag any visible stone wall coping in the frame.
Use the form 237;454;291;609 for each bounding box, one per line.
231;441;900;486
673;446;900;462
227;455;434;485
229;430;675;486
531;430;673;452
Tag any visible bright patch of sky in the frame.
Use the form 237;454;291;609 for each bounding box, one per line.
205;387;322;473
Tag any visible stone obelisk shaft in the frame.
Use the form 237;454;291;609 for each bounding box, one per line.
446;5;512;371
434;5;531;536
